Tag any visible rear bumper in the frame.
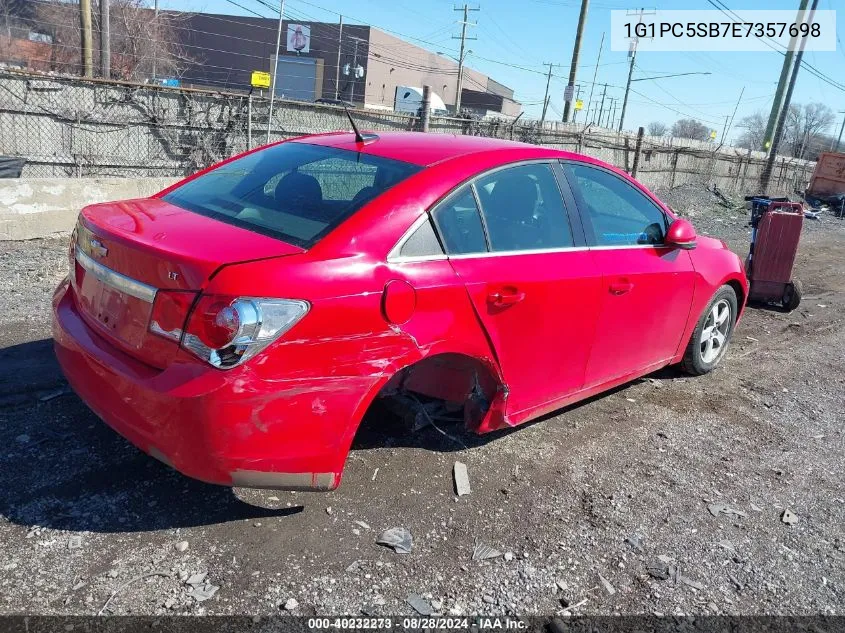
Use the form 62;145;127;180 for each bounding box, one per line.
51;280;378;490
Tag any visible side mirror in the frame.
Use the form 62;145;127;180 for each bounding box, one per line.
665;218;697;250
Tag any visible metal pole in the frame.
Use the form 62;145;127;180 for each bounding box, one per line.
618;44;636;132
631;126;645;177
151;0;158;81
247;94;253;150
99;0;110;78
540;62;554;124
762;0;810;152
334;15;343;100
584;31;603;126
421;84;431;132
79;0;93;77
266;0;286;144
562;0;589;122
350;38;359;104
596;83;606;126
761;0;818;192
572;85;582;122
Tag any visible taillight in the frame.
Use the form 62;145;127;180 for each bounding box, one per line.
149;290;198;342
181;295;309;369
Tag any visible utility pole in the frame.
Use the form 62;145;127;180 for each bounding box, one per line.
584;31;604;124
151;0;159;81
762;0;810;152
595;83;607;126
832;111;845;152
761;0;818;192
562;0;589;122
99;0;110;78
334;15;343;100
572;85;583;121
266;0;286;144
79;0;93;77
540;62;559;124
605;97;617;128
453;4;478;114
618;8;654;133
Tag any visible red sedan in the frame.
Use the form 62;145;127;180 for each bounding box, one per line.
53;131;747;491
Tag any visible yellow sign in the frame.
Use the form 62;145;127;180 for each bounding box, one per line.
251;71;271;89
709;130;717;140
574;99;584;111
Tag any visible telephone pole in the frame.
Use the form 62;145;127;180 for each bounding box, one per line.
453;4;479;114
618;8;655;133
540;62;560;124
762;0;810;152
760;0;819;192
832;111;845;152
607;97;617;128
151;0;159;81
266;0;286;144
562;0;589;122
79;0;93;77
348;36;366;103
335;15;343;100
584;31;604;126
99;0;110;78
595;83;607;126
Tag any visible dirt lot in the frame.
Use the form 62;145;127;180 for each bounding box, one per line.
0;186;843;617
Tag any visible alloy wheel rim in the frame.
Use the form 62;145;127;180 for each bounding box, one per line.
700;299;731;364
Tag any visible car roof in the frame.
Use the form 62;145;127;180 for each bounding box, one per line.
291;130;584;167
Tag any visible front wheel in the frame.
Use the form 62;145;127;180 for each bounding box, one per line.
681;285;738;376
782;279;802;311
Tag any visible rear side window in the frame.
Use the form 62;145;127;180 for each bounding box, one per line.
398;218;444;258
162;143;420;248
564;163;667;246
431;186;488;255
474;163;574;252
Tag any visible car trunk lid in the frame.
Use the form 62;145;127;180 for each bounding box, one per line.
71;197;304;368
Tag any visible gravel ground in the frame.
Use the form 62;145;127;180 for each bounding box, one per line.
0;186;843;617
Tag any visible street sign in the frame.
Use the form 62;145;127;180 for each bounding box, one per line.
574;99;584;111
251;71;271;89
564;84;574;102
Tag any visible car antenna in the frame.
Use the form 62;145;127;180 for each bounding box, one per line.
343;106;378;144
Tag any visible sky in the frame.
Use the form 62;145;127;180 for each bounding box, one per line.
159;0;845;144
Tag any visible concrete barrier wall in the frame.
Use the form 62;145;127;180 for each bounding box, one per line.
0;177;178;240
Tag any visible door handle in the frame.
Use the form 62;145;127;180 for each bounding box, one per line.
487;289;526;306
609;281;634;295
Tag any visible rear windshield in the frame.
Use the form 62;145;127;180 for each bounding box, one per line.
162;142;421;248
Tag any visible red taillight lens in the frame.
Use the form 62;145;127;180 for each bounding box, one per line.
149;290;197;341
197;299;240;349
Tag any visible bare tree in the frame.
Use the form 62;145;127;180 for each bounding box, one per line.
736;110;767;150
786;102;835;159
671;118;709;141
28;0;190;80
647;121;667;137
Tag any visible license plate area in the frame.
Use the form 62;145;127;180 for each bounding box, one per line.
77;263;154;349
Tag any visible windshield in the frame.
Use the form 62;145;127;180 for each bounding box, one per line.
162;142;421;248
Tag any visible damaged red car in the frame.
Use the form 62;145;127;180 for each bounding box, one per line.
53;131;748;490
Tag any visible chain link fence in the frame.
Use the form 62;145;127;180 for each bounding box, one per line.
0;69;814;195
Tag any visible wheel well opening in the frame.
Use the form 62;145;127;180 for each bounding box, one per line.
360;353;501;436
726;279;746;317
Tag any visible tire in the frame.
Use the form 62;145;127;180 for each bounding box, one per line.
681;285;738;376
782;278;802;311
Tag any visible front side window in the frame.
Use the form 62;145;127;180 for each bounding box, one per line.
474;163;574;252
564;163;667;246
162;142;420;248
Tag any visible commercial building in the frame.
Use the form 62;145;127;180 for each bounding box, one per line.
178;14;521;117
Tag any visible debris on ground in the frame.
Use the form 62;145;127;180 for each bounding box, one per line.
187;582;219;602
453;461;471;496
625;534;644;553
67;535;82;549
175;541;189;553
376;527;413;554
406;594;433;615
472;543;502;561
283;598;299;611
781;509;799;525
707;503;748;518
598;573;616;595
